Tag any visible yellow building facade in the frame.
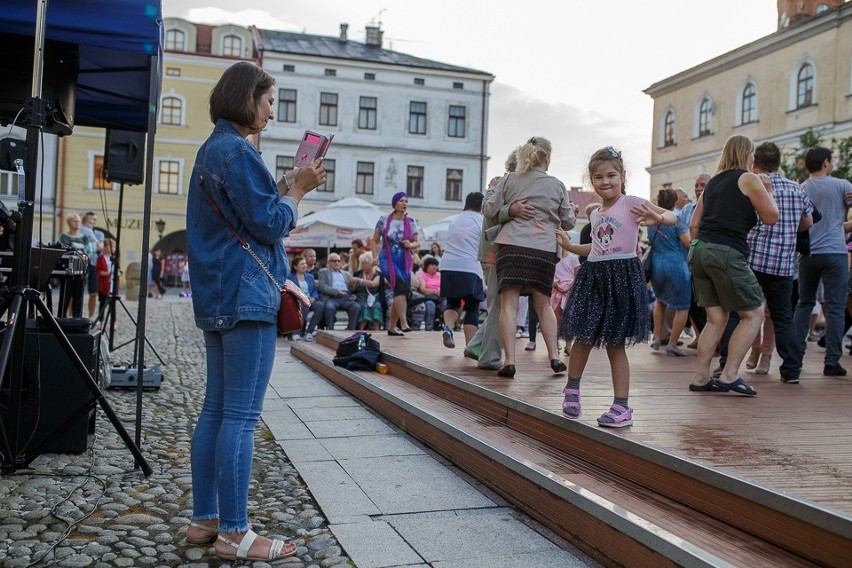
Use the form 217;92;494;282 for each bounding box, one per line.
644;1;851;197
56;18;252;279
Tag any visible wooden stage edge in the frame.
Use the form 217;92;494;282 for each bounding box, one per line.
290;330;852;568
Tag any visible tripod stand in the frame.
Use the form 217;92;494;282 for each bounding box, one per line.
99;181;163;368
0;0;151;475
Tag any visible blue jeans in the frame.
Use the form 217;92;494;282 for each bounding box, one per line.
793;254;849;367
191;320;277;532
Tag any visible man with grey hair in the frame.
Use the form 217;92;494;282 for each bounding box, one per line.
317;253;360;330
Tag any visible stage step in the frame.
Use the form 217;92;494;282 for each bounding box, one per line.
291;335;852;568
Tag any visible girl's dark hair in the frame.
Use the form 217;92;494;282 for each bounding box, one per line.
656;188;677;211
209;61;275;129
423;257;439;270
290;255;304;271
588;146;627;193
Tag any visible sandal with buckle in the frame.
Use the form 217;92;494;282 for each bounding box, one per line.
186;520;218;545
597;404;633;428
562;388;581;419
216;529;296;563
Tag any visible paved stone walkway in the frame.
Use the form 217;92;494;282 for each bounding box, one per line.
1;296;349;567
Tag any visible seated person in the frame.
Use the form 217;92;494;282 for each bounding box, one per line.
286;255;324;341
352;251;383;330
317;253;359;330
415;257;446;331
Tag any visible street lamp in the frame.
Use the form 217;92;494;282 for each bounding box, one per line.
155;218;165;241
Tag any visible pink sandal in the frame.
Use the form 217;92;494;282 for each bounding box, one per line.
597;404;633;428
562;388;581;419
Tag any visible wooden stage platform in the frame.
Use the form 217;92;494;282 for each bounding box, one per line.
356;331;852;515
292;330;852;567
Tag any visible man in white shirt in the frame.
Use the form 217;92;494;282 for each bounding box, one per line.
317;253;359;330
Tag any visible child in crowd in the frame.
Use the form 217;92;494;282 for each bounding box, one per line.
556;147;677;427
95;238;116;327
551;251;581;355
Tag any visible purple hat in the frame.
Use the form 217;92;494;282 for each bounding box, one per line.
391;192;408;208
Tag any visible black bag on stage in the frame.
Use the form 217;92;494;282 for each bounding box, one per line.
333;331;381;371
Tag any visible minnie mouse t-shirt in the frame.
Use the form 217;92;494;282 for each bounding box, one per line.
588;195;645;260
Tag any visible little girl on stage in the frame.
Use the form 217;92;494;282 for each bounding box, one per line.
556;147;677;427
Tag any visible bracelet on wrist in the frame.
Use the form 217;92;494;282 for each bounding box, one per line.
281;174;292;192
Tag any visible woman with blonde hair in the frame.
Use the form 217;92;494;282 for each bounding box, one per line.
481;136;576;377
58;213;89;317
687;134;779;395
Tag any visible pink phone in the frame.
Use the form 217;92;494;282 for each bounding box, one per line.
294;131;334;167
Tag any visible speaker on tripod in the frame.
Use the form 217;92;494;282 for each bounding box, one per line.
104;129;145;185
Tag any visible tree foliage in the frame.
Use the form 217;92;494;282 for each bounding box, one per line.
781;128;852;182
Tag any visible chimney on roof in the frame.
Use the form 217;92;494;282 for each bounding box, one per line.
365;24;383;48
339;23;348;41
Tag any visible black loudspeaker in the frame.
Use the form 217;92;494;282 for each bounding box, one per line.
104;129;146;185
0;34;79;136
0;324;100;457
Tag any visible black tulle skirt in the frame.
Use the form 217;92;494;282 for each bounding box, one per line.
559;256;649;348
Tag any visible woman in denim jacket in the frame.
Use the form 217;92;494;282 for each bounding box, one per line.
185;62;325;562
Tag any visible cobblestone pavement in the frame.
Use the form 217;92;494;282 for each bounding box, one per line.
0;297;351;568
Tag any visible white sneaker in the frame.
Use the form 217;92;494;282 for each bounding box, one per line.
304;332;315;342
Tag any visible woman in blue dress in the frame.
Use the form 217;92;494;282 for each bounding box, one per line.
372;192;420;335
648;188;692;356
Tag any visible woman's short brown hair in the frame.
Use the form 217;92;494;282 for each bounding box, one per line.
209;61;275;129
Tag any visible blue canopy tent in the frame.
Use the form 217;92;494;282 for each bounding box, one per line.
0;0;162;474
0;0;162;131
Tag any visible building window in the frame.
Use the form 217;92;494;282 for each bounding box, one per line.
414;78;425;85
222;35;242;57
364;72;375;80
407;166;424;199
282;64;295;72
317;159;335;193
161;96;183;126
796;63;814;108
448;105;466;138
275;156;294;181
453;82;464;90
92;155;112;190
698;98;712;136
358;96;377;130
815;3;830;14
356;162;374;195
165;29;185;51
324;68;336;76
157;160;181;195
663;110;676;147
741;82;757;124
278;89;297;123
319;92;338;126
0;171;20;196
408;102;427;135
165;67;181;77
445;169;462;201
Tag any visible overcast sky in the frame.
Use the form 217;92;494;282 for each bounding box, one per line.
164;0;779;198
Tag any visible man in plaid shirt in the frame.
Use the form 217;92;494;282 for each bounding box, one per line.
746;142;814;383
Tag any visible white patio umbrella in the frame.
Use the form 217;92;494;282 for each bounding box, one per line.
285;197;383;250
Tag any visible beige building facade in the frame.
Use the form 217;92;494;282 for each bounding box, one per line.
644;1;851;198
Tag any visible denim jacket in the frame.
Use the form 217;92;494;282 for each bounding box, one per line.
187;119;298;330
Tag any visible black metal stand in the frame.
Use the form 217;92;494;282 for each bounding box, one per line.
100;182;163;366
0;0;151;475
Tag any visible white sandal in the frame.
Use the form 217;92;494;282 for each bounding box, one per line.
216;528;296;562
186;520;217;545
